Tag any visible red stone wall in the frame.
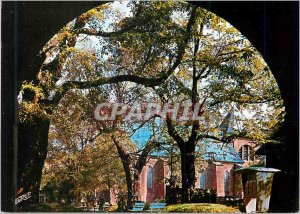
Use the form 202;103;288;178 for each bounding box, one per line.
231;138;253;152
108;138;256;204
152;159;165;201
206;163;217;190
136;157;168;203
231;138;255;197
138;163;147;202
232;138;256;167
195;161;244;198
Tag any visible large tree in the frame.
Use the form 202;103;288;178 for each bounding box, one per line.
152;12;284;201
43;81;164;210
16;2;195;208
16;1;283;209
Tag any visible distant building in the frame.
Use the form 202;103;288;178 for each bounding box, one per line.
120;108;266;203
194;137;264;199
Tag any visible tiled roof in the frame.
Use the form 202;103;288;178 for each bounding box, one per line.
130;109;242;162
197;139;244;163
130;124;168;157
131;126;243;163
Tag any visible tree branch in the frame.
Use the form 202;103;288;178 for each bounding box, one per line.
196;133;240;143
134;140;160;174
52;6;198;104
76;23;138;38
166;115;185;149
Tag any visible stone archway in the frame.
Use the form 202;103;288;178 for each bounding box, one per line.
1;2;298;212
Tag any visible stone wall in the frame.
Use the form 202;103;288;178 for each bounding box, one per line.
137;157;167;203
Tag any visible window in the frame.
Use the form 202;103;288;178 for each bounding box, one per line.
239;145;252;161
199;172;206;189
224;171;230;195
238;148;242;159
147;167;153;188
243;145;249;160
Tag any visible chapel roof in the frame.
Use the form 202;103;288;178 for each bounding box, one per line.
130;108;243;163
198;139;243;163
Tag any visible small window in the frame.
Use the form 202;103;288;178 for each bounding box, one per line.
224;171;230;195
239;145;252;161
243;145;249;160
199;172;206;189
147;167;153;188
238;148;242;159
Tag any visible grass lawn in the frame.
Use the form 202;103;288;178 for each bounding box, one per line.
166;203;240;213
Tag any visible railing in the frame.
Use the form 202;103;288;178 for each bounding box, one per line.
216;196;243;206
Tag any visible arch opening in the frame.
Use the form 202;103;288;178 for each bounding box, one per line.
16;1;287;210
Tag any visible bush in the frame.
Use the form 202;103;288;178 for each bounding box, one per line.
191;189;217;203
107;205;118;212
166;203;240;213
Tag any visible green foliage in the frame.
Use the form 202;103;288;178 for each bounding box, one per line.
33;1;285;204
166;203;240;213
19;81;51;123
33;1;284;143
107;205;118;212
41;90;130;201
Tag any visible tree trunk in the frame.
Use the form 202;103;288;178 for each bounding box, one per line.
124;164;134;210
112;137;134;210
180;142;196;203
112;135;157;209
16;117;50;210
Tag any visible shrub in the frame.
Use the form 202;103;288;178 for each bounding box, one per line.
166;203;240;213
107;205;118;212
191;189;217;203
